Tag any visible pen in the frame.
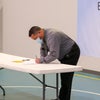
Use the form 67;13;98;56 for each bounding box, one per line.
22;59;30;61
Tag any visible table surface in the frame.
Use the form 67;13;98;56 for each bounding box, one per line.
0;53;82;74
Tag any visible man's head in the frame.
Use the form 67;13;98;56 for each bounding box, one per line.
29;26;44;40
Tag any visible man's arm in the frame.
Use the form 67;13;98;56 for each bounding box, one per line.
40;34;60;63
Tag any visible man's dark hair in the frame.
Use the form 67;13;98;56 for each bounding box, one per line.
29;26;41;37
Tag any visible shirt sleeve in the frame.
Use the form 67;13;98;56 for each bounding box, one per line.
40;34;60;63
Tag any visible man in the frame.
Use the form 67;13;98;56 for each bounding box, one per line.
28;26;80;100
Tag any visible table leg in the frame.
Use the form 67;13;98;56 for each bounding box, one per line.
29;73;59;100
56;73;59;100
43;74;46;100
0;68;5;96
0;85;5;96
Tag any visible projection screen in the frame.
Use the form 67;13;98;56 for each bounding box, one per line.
77;0;100;58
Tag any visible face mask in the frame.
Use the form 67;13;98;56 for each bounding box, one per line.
36;37;43;44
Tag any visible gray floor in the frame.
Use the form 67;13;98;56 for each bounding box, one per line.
0;93;43;100
0;71;100;100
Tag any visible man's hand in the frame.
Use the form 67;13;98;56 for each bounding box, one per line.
35;58;40;63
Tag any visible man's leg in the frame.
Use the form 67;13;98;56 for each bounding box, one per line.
59;72;74;100
59;43;80;100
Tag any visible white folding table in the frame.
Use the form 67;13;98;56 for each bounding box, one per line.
0;53;82;100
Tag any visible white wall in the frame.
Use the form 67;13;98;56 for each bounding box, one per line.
0;0;2;51
2;0;77;58
0;9;2;51
0;0;2;8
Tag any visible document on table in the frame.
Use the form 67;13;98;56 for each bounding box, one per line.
12;59;60;65
12;59;36;64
